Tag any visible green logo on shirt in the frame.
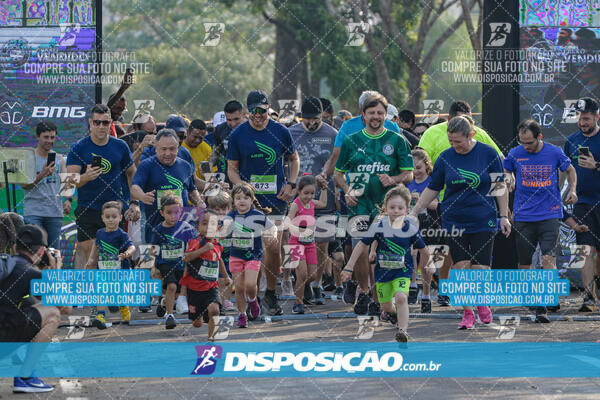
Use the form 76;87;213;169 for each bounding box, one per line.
165;174;184;190
254;141;276;165
385;239;406;256
457;168;481;189
100;240;119;255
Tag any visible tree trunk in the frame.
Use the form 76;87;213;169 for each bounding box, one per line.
407;62;423;112
359;0;391;100
271;23;300;106
299;53;311;98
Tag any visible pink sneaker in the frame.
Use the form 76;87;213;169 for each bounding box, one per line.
237;313;248;328
248;298;261;319
223;300;235;311
458;309;476;330
477;306;492;324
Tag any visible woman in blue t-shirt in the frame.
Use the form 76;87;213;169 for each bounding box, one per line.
410;115;511;330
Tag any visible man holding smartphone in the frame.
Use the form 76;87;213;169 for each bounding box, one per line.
67;104;140;270
21;121;70;248
564;97;600;312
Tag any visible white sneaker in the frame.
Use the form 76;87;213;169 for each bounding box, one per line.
175;296;189;314
281;279;294;297
223;299;235;311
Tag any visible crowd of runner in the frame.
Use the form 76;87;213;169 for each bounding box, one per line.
2;87;600;392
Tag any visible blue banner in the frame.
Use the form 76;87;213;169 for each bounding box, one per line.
439;269;569;306
1;342;598;377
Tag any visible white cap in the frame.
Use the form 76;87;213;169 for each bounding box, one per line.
212;111;226;127
386;104;399;121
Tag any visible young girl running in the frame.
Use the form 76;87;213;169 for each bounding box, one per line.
342;185;429;342
406;149;439;313
224;183;277;328
286;175;328;314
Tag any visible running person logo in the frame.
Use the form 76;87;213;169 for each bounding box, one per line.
562;99;579;123
191;345;223;375
422;100;444;124
278;100;299;120
355;316;379;339
133;99;155;116
282;245;305;269
91;153;111;174
345;22;370;46
58;23;81;47
348;172;369;197
456;168;481;189
486;22;512;47
201;23;225;46
253;141;276;165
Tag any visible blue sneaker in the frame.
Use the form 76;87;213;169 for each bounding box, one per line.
13;377;54;393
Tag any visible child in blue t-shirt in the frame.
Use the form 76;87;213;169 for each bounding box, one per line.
86;201;136;327
150;192;198;330
342;185;429;342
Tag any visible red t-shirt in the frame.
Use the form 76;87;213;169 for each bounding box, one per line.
109;122;118;137
180;237;222;291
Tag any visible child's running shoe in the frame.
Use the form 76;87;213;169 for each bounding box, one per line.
380;311;398;325
13;377;53;393
223;299;235;311
156;296;166;318
119;306;131;323
458;309;476;330
92;311;107;330
165;314;176;329
477;306;492;324
421;298;432;314
395;328;410;343
237;313;248;328
248;298;261;320
292;303;304;314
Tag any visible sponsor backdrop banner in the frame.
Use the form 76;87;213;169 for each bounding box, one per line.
1;342;599;378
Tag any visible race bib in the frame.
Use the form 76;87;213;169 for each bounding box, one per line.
197;260;219;281
220;238;232;247
157;188;182;209
232;237;253;248
98;259;120;269
378;253;406;270
250;175;277;195
162;245;184;260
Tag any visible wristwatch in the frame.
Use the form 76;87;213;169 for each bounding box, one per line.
130;200;140;206
287;182;296;189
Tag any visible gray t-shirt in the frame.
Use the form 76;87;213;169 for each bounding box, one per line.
289;122;337;214
23;152;63;217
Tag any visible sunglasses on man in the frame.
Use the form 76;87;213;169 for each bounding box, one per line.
92;120;112;126
250;107;268;115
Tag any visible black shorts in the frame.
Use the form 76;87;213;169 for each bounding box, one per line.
156;264;183;292
75;207;125;242
0;307;42;342
447;231;496;266
328;238;344;256
573;203;600;251
514;219;559;265
187;287;221;321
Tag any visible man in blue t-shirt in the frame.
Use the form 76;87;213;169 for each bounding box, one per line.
226;90;300;316
132;129;202;242
67;104;140;269
504;119;576;322
563;97;600;312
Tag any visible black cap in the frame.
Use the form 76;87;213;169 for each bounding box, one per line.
301;96;323;119
575;97;599;113
246;90;269;111
17;224;47;248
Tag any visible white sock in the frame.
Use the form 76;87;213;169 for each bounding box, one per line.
247;297;256;303
311;282;321;288
422;295;430;300
410;282;418;288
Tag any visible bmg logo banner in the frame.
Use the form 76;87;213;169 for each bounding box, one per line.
191;345;222;375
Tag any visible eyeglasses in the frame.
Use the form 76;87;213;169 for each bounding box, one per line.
92;120;112;126
250;107;268;115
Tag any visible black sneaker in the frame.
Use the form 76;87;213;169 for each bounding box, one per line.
313;286;325;305
334;286;344;297
421;298;432;313
292;303;304;314
138;306;151;313
437;295;450;307
579;293;596;312
354;293;371;315
343;280;358;305
156;297;166;318
263;290;283;316
547;304;560;313
108;306;119;313
322;275;336;292
535;307;550;323
408;286;418;304
395;328;410;343
380;311;398;325
165;314;176;329
368;301;381;316
304;283;314;302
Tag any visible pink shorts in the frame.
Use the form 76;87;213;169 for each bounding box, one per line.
229;257;261;274
289;243;317;265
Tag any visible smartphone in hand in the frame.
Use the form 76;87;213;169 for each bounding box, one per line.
91;155;102;169
46;152;56;166
578;146;591;157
